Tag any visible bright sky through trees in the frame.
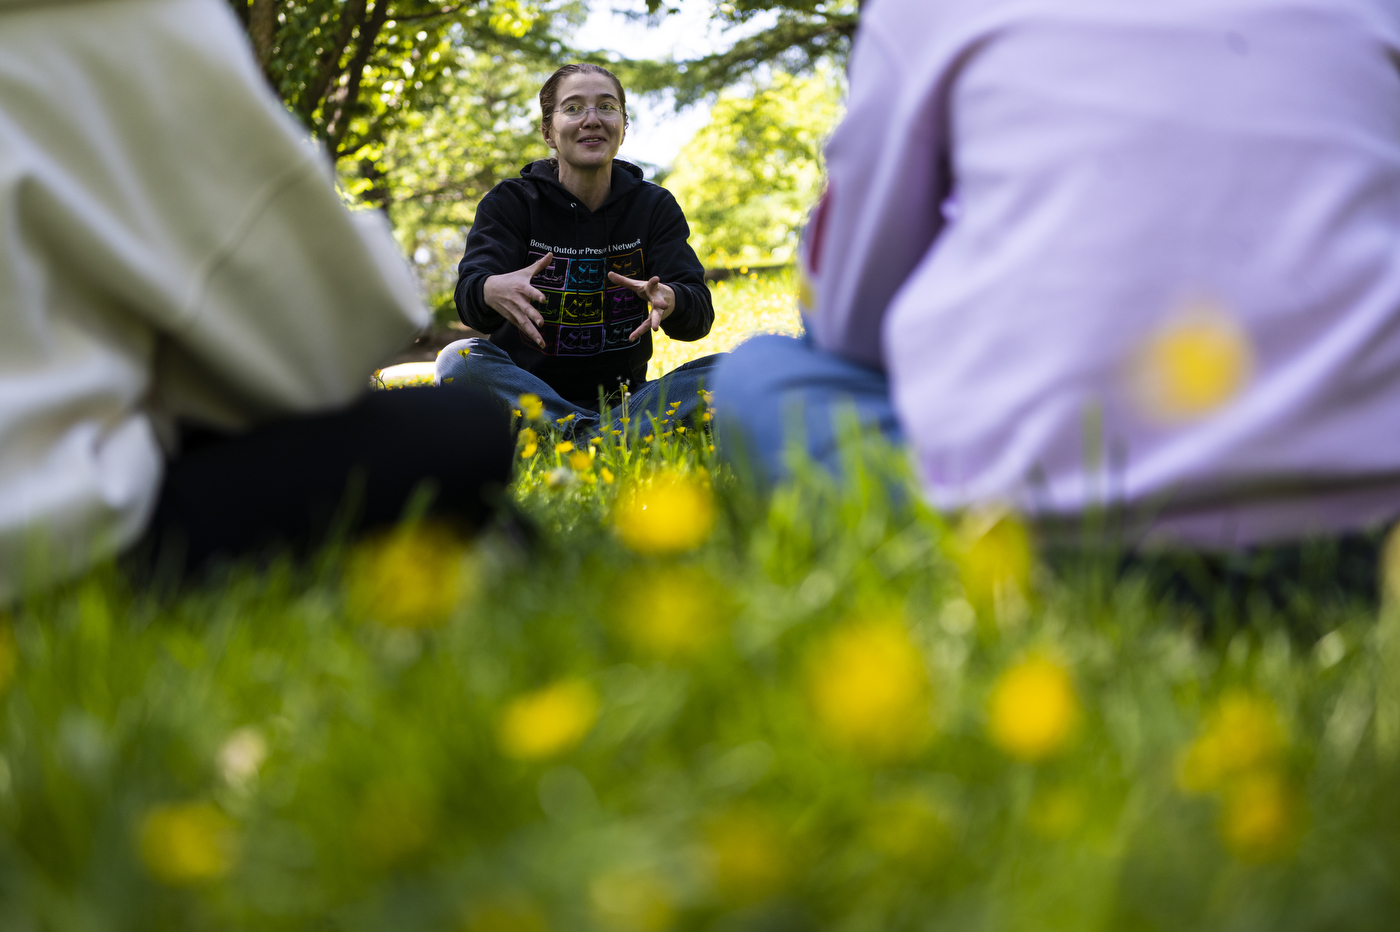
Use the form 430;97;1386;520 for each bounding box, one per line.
573;0;778;169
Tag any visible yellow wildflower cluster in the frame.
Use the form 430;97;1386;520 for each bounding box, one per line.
987;655;1079;761
616;564;728;659
518;393;544;421
498;679;600;761
518;427;538;459
1132;303;1254;423
806;613;934;761
1178;690;1302;861
613;470;717;555
137;801;238;885
345;523;471;629
955;508;1033;616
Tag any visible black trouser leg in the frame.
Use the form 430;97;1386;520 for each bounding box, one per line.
137;386;512;576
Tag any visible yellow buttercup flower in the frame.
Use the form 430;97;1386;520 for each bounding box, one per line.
1219;769;1303;862
137;802;238;885
519;427;539;459
590;868;675;932
1133;303;1254;422
1177;691;1286;794
988;656;1079;761
555;441;574;454
498;679;599;761
806;614;934;760
613;470;717;555
569;450;593;472
345;523;471;629
600;467;616;485
954;508;1033;614
705;808;790;904
615;565;728;659
517;393;544;420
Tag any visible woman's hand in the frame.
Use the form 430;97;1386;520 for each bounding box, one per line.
483;252;555;349
609;272;677;341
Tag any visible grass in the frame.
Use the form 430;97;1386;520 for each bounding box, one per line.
648;269;803;379
4;287;1400;929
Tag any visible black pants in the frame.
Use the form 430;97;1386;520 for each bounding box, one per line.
134;386;512;577
1050;528;1387;639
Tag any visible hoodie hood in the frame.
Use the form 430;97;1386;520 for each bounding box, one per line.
519;159;646;214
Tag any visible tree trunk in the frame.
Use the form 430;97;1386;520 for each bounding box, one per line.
325;1;392;160
249;0;276;69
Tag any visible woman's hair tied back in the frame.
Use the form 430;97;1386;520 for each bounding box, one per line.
539;62;628;136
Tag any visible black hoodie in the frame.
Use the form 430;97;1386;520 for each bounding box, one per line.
455;159;714;405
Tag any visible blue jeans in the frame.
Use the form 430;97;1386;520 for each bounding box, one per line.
435;338;723;436
712;333;904;483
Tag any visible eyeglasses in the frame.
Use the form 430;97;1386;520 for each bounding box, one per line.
554;102;624;122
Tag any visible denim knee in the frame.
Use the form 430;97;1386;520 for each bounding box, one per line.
434;337;504;387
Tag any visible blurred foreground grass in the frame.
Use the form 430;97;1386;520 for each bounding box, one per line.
4;368;1400;930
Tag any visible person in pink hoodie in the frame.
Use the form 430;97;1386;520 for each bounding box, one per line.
715;0;1400;552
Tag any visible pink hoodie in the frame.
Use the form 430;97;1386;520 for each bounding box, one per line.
809;0;1400;545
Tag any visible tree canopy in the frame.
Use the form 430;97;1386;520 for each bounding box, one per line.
225;0;581;205
626;0;859;105
665;68;842;267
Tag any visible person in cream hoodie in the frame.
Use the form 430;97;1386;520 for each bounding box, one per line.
0;0;511;600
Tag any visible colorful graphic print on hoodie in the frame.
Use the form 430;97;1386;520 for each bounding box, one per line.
456;160;713;405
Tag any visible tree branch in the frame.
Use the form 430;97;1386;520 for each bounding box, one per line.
249;0;276;72
300;0;368;126
326;0;393;158
394;3;470;23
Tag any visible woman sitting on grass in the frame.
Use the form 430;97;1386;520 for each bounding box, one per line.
435;63;720;436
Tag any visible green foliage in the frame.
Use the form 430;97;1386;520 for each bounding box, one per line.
665;69;842;266
626;0;860;104
225;1;580;205
367;48;554;316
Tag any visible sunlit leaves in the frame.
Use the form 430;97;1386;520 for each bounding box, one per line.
665;68;844;267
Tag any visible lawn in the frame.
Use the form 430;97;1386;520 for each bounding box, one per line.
647;270;804;380
2;275;1399;930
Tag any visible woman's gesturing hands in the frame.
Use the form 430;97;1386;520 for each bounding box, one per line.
483;252;554;349
609;272;677;341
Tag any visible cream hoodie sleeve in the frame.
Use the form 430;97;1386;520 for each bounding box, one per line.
0;0;426;599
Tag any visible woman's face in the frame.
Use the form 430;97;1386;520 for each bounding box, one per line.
544;72;625;173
